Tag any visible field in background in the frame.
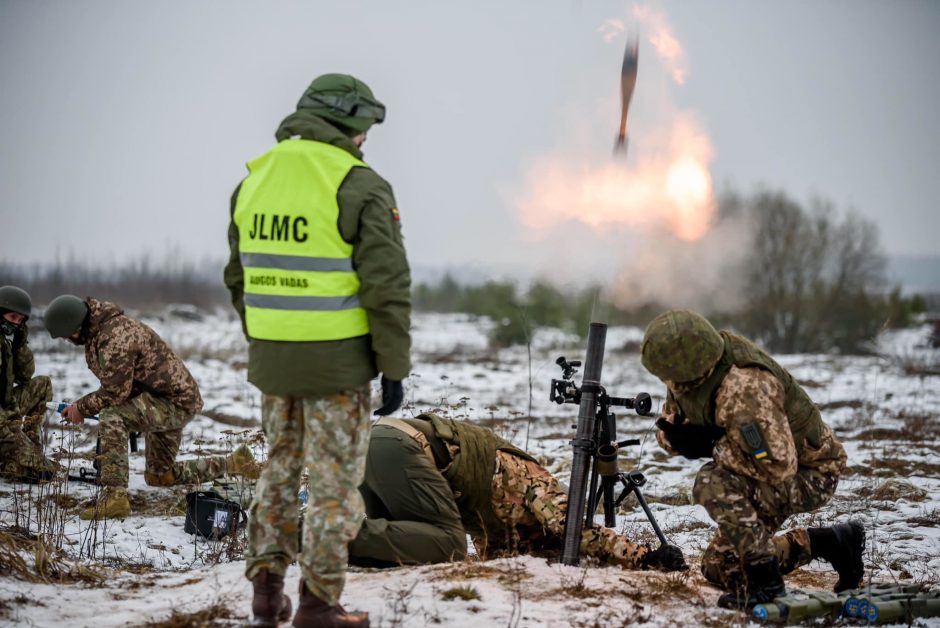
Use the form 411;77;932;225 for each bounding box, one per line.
0;310;938;626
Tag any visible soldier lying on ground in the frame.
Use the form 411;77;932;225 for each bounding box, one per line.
0;286;60;483
44;295;260;520
640;309;865;610
347;413;686;572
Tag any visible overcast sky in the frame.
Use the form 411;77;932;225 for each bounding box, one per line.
1;1;937;282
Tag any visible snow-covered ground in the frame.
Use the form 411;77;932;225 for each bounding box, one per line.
1;311;938;626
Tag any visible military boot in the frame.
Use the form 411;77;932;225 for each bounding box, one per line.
227;445;261;480
80;486;131;520
251;570;293;627
0;432;61;484
292;580;369;628
717;557;787;610
808;520;865;592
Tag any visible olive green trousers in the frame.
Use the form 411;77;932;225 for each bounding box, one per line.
348;425;467;566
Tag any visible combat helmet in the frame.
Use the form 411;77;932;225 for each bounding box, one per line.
296;73;385;133
45;294;89;339
0;285;32;318
641;309;724;383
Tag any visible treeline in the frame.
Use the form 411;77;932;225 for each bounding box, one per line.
417;189;928;354
1;189;928;354
0;254;229;310
415;278;665;348
727;189;926;353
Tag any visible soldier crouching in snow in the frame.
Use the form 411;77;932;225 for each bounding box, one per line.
640;309;865;610
0;286;60;483
43;295;259;520
348;414;686;572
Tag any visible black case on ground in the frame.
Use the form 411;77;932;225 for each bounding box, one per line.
184;490;246;539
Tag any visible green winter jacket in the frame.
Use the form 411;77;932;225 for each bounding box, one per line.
224;110;411;396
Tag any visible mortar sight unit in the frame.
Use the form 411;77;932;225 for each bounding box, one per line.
550;356;652;416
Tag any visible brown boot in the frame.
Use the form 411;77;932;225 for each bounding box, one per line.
292;580;369;628
228;444;262;480
79;486;131;520
251;570;293;627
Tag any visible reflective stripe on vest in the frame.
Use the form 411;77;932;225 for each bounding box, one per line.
234;139;370;342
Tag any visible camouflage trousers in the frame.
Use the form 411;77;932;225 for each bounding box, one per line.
490;451;649;568
693;461;838;590
0;375;54;472
98;392;230;487
245;386;371;606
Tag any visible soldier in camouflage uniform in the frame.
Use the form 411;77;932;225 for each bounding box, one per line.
348;414;686;572
226;74;410;627
44;295;258;520
641;309;865;609
0;286;59;482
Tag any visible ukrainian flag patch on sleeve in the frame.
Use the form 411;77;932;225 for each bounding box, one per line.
741;423;770;461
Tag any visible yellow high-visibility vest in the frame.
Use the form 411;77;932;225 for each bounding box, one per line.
234;139;370;341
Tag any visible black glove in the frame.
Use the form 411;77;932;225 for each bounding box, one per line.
0;319;18;339
642;544;687;572
373;376;403;416
12;326;26;351
656;416;725;459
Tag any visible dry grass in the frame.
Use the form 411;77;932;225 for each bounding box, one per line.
128;490;187;518
135;600;243;627
666;519;713;535
439;584;481;601
0;526;107;585
432;557;534;586
854;457;940;479
853;479;929;503
906;509;940;528
855;411;940;443
0;593;46;622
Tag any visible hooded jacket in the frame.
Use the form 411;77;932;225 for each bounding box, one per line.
224;110;411;396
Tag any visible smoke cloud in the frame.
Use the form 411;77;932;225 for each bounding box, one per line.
511;3;756;313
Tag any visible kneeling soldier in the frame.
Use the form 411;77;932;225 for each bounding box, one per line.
641;309;864;609
349;414;686;572
44;295;259;519
0;286;59;482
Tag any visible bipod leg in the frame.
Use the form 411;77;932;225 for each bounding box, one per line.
593;476;618;528
612;472;669;546
633;486;668;546
602;475;617;528
584;459;601;529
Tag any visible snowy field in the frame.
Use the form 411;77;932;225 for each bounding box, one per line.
1;310;938;627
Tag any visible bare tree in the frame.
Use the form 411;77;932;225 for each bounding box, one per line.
734;190;888;353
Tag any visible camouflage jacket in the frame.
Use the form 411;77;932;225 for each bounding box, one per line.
659;366;846;483
75;299;203;417
0;326;35;411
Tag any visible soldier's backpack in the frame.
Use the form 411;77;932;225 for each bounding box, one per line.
184;490;247;540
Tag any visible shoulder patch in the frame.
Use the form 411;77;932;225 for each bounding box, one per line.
741;423;769;460
390;207;400;221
